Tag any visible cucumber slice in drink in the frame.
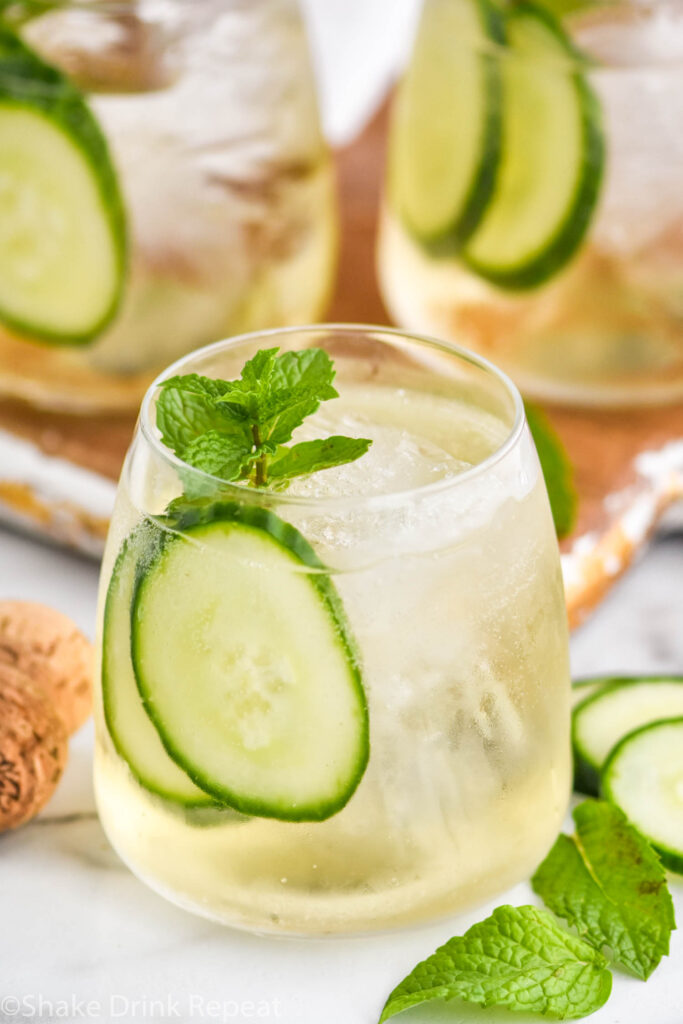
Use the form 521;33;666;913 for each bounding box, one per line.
102;524;218;808
388;0;504;250
462;2;604;289
603;718;683;875
572;676;683;795
131;504;369;822
0;28;127;344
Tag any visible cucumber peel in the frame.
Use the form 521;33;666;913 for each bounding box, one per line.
388;0;504;250
0;27;127;343
102;523;220;807
572;676;683;795
462;1;604;289
131;503;369;823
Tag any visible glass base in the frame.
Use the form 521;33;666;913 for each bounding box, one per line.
95;749;570;937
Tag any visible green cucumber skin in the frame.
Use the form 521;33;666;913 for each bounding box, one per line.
0;27;127;344
463;1;605;290
572;750;600;798
572;676;683;796
102;523;219;809
572;677;637;795
404;0;506;254
573;674;683;696
132;502;370;823
601;716;683;876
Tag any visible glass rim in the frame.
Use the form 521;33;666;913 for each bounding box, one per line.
138;323;526;512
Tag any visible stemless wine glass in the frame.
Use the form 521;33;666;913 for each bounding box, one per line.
378;0;683;406
0;0;335;411
95;325;571;935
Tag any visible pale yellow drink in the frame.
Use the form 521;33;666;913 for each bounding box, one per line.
94;328;571;935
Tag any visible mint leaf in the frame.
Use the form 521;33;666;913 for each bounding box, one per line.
268;436;372;480
180;432;252;482
217;347;339;444
379;905;611;1023
162;373;235;401
267;348;338;435
525;403;577;540
156;346;371;489
269;348;336;395
212;350;279;424
238;347;280;391
532;800;675;980
156;389;224;453
156;376;250;455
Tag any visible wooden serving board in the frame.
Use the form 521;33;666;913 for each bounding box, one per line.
0;102;681;627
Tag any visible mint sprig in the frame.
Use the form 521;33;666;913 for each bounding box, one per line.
156;348;371;490
532;799;675;981
378;904;612;1022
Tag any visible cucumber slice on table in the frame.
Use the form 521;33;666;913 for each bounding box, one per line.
462;1;604;289
0;28;127;344
388;0;504;250
603;718;683;875
102;524;218;808
571;673;643;708
131;503;369;823
571;675;617;708
572;676;683;795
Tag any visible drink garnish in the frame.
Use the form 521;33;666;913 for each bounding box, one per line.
0;22;127;343
156;347;372;490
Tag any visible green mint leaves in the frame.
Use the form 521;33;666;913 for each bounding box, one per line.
156;348;371;490
379;905;612;1023
525;403;577;540
532;800;675;981
379;800;675;1023
267;436;371;481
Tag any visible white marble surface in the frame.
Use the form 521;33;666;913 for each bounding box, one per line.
1;524;682;1024
1;3;682;1020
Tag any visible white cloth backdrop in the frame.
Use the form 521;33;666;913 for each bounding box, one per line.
300;0;421;144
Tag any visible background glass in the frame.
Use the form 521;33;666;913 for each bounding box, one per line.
0;0;336;411
379;0;683;406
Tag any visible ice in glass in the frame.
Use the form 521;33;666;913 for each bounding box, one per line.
95;326;571;934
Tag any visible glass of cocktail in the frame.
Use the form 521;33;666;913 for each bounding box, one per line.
0;0;335;411
95;325;570;934
378;0;683;406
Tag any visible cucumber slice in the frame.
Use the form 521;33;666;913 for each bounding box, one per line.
571;674;638;708
572;676;683;796
0;28;127;344
102;524;217;807
388;0;504;250
603;718;683;875
462;2;604;289
131;504;369;822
